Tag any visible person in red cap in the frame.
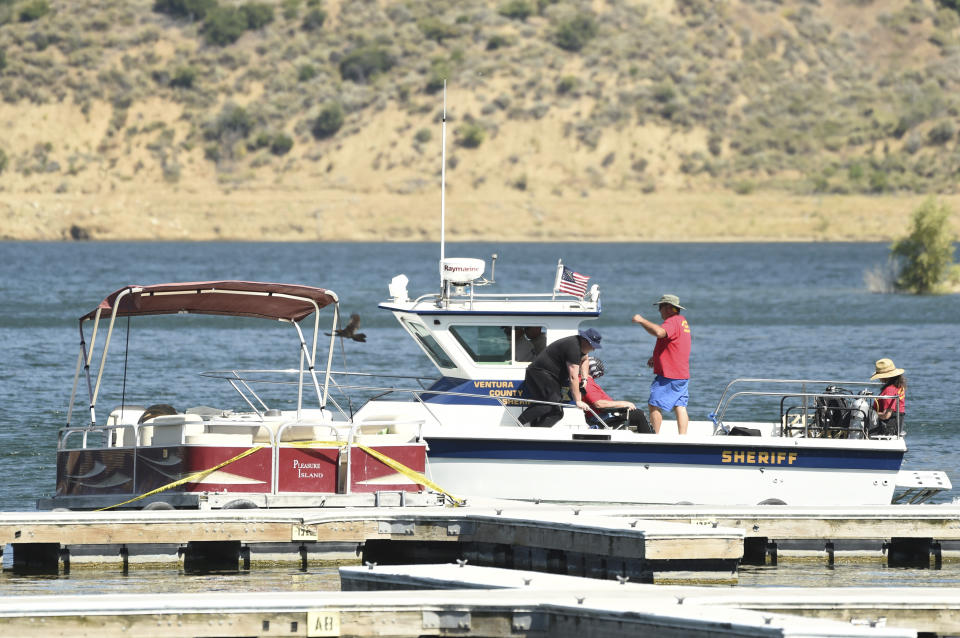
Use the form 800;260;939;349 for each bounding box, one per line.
631;294;691;434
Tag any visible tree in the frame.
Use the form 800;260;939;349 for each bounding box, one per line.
891;197;958;294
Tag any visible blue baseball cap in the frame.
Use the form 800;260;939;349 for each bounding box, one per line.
578;328;602;349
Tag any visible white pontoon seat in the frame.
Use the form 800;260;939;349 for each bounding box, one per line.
106;405;146;447
145;414;205;446
354;416;422;445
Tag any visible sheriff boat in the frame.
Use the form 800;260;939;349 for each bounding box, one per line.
334;257;949;507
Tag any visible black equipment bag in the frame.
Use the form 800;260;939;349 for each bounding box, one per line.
589;407;653;434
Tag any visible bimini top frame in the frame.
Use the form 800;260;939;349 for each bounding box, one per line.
67;281;340;427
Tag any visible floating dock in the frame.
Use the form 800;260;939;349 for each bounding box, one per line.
343;562;960;637
0;579;918;638
0;506;743;581
4;503;960;636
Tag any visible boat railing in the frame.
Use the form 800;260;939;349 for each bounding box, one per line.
201;368;609;430
403;290;597;312
711;378;901;439
58;424;127;451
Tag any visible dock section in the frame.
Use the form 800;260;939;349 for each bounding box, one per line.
0;507;743;580
589;503;960;566
0;585;915;638
343;562;959;636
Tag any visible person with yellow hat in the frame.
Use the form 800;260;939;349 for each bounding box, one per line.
870;358;906;436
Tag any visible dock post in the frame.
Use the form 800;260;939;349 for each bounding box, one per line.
741;537;769;565
825;541;835;566
179;541;242;572
766;540;778;566
58;546;71;574
10;543;60;574
885;537;933;568
119;544;129;574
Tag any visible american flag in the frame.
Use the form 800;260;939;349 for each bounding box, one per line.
558;266;590;298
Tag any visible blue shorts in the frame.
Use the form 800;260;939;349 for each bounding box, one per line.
648;376;689;410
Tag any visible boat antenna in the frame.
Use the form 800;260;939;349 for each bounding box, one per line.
439;80;447;291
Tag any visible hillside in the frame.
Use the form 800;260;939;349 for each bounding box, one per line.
1;0;960;241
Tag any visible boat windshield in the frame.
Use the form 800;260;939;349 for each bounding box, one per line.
450;324;546;364
402;319;456;369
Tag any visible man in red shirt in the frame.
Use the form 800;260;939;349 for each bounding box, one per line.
631;294;692;434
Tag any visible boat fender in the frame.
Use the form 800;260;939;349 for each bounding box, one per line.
758;498;787;505
221;498;259;510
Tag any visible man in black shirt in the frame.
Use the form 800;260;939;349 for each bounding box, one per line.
517;328;602;427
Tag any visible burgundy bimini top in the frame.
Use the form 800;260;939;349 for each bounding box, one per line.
81;281;338;323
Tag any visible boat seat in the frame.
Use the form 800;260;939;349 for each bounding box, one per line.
146;413;205;446
185;432;254;446
354;418;422;445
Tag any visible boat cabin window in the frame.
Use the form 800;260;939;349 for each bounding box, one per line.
402;319;456;369
450;325;546;364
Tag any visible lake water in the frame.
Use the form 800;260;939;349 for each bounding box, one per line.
1;241;959;512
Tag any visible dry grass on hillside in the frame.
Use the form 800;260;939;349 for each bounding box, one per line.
1;0;960;241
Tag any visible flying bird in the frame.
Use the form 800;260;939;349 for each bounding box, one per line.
325;313;367;342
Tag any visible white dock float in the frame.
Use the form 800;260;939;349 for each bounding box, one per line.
0;587;915;638
343;563;960;636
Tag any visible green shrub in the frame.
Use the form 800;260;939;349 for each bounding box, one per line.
281;0;299;19
302;7;325;30
0;48;6;72
203;6;247;46
339;46;395;83
0;147;7;174
556;76;578;95
297;63;317;81
418;17;459;43
170;65;197;88
18;0;49;21
425;58;450;94
891;197;957;294
868;170;890;193
209;103;253;139
414;128;432;144
456;122;485;148
153;0;216;20
311;102;344;139
553;13;597;52
732;179;755;194
498;0;533;21
240;2;273;29
927;121;955;145
270;133;293;155
486;34;509;50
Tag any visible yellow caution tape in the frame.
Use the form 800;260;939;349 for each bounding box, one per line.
289;439;464;506
96;439;462;511
96;445;264;511
354;443;464;507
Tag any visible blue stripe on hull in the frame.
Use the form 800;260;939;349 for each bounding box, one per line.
425;438;903;471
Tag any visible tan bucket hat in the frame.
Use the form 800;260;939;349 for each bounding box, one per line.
654;294;685;310
870;358;904;380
